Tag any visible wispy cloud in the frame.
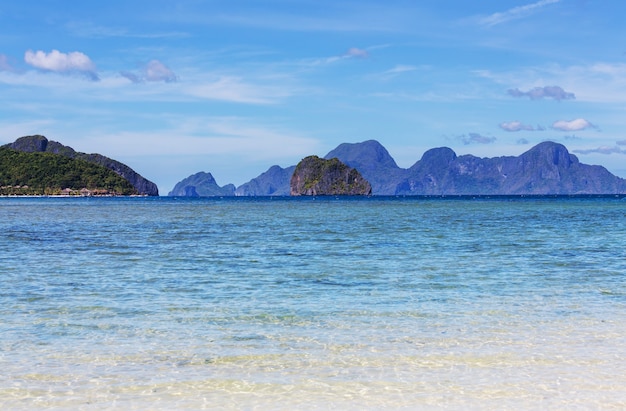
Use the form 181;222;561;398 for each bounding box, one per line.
458;133;497;145
79;116;320;160
66;21;190;39
371;64;421;82
0;54;14;72
507;85;574;100
311;47;371;66
573;146;626;155
386;65;417;74
121;60;177;83
24;49;99;81
345;47;369;58
552;118;595;132
182;76;291;104
477;63;626;103
170;5;411;33
479;0;560;27
2;59;293;106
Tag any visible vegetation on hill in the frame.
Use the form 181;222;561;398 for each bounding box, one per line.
290;155;372;196
5;135;159;196
0;147;138;195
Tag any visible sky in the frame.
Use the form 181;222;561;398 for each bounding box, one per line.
2;0;626;193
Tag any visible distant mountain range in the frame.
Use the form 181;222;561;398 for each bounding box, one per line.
170;140;626;196
3;135;159;196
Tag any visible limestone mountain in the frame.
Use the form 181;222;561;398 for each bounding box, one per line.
168;172;235;196
290;156;372;196
170;140;626;196
4;135;159;195
398;142;626;195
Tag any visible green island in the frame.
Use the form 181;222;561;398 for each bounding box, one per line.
0;146;138;196
290;155;372;196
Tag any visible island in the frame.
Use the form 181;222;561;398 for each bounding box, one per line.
290;156;372;196
1;135;159;196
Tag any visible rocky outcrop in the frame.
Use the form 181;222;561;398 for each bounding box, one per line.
290;156;372;196
168;172;235;196
5;135;159;196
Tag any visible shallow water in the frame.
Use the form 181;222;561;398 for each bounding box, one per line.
1;196;625;410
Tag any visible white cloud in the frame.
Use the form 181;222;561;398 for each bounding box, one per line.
480;0;560;27
144;59;177;82
1;62;292;106
552;118;595;132
24;49;98;80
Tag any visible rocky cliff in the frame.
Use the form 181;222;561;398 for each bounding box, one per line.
168;171;235;196
397;142;626;195
290;156;372;196
5;135;159;196
170;140;626;196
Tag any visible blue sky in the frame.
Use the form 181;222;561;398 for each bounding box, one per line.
2;0;626;193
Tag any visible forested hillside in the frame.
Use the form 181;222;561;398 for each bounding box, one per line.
0;147;138;195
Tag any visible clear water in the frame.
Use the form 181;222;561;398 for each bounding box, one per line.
1;196;625;410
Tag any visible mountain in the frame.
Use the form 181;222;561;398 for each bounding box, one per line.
324;140;404;194
398;142;626;195
168;172;235;196
235;165;295;196
4;135;159;195
290;156;371;196
0;145;138;196
170;140;626;196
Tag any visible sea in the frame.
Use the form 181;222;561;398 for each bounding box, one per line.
1;196;625;410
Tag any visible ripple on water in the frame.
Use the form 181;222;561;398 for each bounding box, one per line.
1;197;625;410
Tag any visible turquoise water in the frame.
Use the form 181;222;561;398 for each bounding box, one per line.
1;196;625;410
